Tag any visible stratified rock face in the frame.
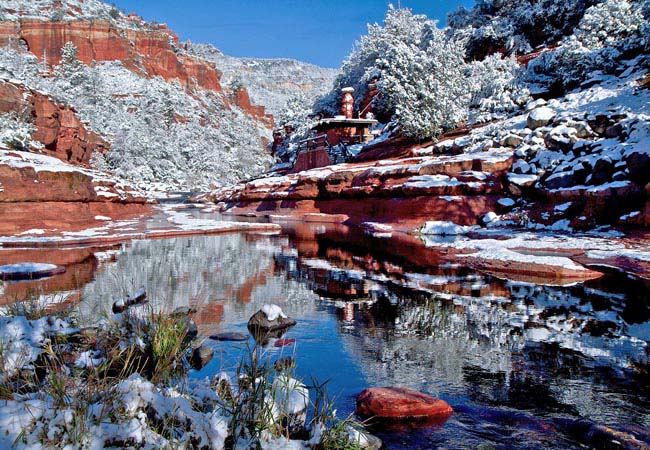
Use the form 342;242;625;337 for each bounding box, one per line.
0;150;146;203
203;148;514;230
0;19;273;128
0;80;108;166
356;387;453;422
0;19;222;92
0;149;152;235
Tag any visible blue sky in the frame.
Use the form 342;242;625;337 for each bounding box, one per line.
110;0;474;68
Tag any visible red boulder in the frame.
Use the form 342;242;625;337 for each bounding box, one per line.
356;387;453;423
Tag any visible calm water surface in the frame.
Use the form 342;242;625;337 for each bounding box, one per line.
4;216;649;449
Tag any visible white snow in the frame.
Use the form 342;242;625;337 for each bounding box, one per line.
273;375;309;415
586;249;650;262
554;202;572;213
419;221;477;235
497;198;515;207
261;304;288;321
508;173;538;186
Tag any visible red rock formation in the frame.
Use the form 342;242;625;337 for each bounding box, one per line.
0;155;146;203
356;387;453;423
0;80;108;165
0;19;273;127
231;86;274;128
0;202;152;236
0;149;152;236
0;19;221;92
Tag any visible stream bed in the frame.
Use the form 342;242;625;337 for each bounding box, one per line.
2;218;649;449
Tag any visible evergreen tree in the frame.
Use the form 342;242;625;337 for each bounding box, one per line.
56;42;87;87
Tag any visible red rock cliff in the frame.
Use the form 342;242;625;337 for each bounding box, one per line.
0;79;108;166
0;19;273;128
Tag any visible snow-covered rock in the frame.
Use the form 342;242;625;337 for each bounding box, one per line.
419;221;477;235
527;106;557;129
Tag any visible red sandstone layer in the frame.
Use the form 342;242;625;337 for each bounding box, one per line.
0;19;273;128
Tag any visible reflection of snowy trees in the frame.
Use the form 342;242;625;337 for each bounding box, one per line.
79;234;321;325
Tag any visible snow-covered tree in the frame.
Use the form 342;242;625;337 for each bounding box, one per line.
468;54;530;124
315;6;431;121
278;94;316;140
315;6;471;140
376;22;470;138
55;42;88;87
0;113;37;151
448;0;600;59
526;0;649;89
575;0;645;50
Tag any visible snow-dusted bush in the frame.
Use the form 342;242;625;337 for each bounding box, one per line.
277;94;316;142
575;0;645;50
468;54;530;124
377;23;470;138
0;113;37;150
448;0;600;59
526;0;649;89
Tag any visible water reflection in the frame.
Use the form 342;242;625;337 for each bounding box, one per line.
1;222;648;449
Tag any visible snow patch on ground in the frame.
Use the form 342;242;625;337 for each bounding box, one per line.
419;221;478;235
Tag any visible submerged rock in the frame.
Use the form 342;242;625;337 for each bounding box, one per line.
209;332;249;342
0;263;65;281
356;387;453;423
274;337;296;348
248;304;297;334
112;287;147;313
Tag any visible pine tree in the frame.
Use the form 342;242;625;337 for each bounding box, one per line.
56;42;87;87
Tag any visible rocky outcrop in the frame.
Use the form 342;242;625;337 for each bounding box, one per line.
0;19;222;92
201;148;514;231
0;150;147;203
230;86;274;129
0;149;152;235
0;80;108;165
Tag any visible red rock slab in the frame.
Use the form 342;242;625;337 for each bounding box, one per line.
0;202;153;236
223;195;498;228
573;254;650;280
465;257;604;285
356;387;453;423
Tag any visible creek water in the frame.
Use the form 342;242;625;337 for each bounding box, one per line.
4;215;649;449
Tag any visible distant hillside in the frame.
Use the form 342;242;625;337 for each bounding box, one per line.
0;0;290;190
188;42;338;118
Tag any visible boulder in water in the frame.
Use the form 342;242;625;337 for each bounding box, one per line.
248;304;296;334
